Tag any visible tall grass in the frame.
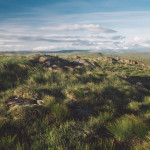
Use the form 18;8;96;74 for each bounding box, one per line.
106;114;148;142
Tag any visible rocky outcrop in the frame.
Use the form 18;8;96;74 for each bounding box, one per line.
34;55;104;72
38;55;82;67
5;96;45;120
120;59;138;65
120;59;150;68
73;59;93;66
101;57;118;63
6;96;44;111
101;56;149;68
36;55;102;69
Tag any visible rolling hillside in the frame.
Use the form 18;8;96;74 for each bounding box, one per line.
0;53;150;150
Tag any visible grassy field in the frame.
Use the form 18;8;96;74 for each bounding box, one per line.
0;53;150;150
104;51;150;61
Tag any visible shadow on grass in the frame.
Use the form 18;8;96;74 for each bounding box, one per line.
0;119;31;146
100;86;150;115
127;76;150;90
0;63;29;92
76;74;106;84
36;88;65;99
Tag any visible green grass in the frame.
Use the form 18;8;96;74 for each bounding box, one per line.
106;114;148;141
0;53;150;149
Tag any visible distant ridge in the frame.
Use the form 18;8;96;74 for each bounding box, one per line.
0;50;90;54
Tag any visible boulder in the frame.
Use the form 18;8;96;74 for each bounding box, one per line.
6;96;45;120
5;96;45;111
135;82;144;89
6;96;37;110
37;100;44;105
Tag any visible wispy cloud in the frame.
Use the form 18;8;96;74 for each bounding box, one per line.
0;3;150;52
33;46;56;51
111;35;125;40
39;24;117;33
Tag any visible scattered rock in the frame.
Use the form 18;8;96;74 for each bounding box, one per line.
37;55;83;69
134;81;149;90
120;59;138;65
92;61;101;68
135;82;144;88
5;96;47;120
101;57;118;63
63;66;74;71
73;59;93;66
6;96;42;111
76;56;81;59
52;65;58;69
34;55;150;74
37;100;44;105
46;61;51;66
39;56;46;63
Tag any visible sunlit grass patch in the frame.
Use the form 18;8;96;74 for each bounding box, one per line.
106;114;148;142
128;101;141;111
143;96;150;105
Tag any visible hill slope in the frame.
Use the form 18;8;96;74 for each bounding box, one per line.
0;54;150;150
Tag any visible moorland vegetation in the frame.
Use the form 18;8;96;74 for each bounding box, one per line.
0;53;150;150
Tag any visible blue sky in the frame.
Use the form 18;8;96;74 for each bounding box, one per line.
0;0;150;51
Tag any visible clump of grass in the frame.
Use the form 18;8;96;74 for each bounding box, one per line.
143;96;150;105
8;105;44;121
93;138;115;150
128;101;141;111
44;121;85;149
106;114;148;142
0;62;29;91
51;104;70;121
13;85;38;99
0;136;16;150
134;131;150;150
75;142;90;150
31;73;47;84
84;112;114;138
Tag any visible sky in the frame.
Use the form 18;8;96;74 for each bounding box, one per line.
0;0;150;51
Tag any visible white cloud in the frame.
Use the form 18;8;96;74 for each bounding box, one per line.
0;44;23;51
33;46;56;50
0;14;150;52
39;24;117;33
133;36;150;48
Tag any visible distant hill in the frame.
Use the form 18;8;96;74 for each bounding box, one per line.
1;50;150;61
0;50;90;54
104;51;150;60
